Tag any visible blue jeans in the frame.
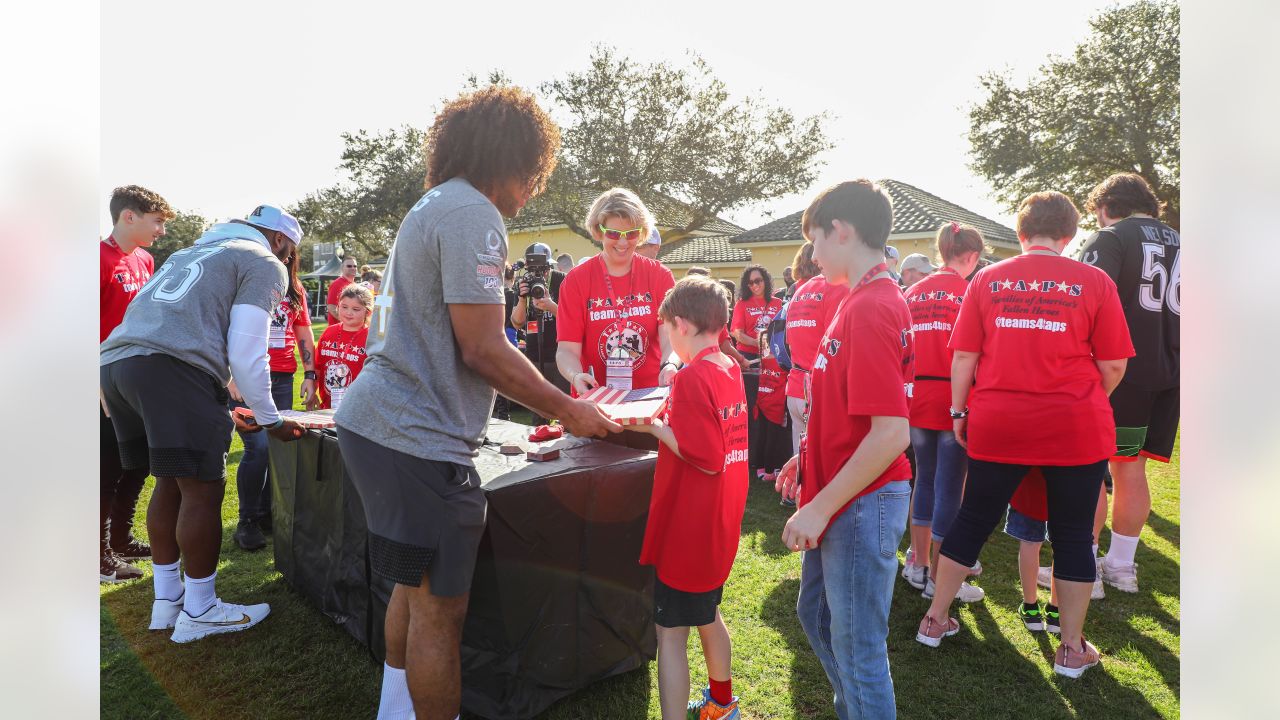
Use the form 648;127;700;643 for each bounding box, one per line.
797;480;911;720
908;427;968;542
230;372;295;522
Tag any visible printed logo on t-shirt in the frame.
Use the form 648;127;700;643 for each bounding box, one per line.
597;318;649;366
908;290;963;304
717;401;749;420
113;269;149;293
987;278;1082;296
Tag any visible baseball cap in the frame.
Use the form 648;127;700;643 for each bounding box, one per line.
245;204;302;246
645;228;662;246
884;245;900;261
900;253;937;274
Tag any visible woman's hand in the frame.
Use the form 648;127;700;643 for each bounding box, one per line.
953;417;968;448
572;372;599;395
300;378;317;409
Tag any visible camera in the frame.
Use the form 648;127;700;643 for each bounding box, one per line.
521;242;552;300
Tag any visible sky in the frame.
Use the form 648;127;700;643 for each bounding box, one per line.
100;0;1111;239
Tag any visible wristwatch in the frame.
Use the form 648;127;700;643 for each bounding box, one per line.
949;407;969;420
661;361;680;372
303;370;317;380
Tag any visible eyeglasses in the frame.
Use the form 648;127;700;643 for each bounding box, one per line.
598;224;645;242
748;278;765;286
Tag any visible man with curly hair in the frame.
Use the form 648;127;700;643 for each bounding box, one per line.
1076;173;1180;594
100;185;173;583
334;85;620;720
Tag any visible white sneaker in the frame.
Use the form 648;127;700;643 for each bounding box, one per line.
1038;564;1106;599
170;598;270;644
1036;566;1053;589
968;559;983;577
149;593;185;631
1100;558;1139;593
923;577;985;603
902;563;927;590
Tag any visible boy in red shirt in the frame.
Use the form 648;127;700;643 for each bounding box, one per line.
774;180;913;719
99;185;173;583
634;275;749;720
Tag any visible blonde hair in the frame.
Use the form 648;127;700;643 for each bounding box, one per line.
585;188;656;240
339;283;375;323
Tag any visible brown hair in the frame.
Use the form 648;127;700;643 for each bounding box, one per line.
1085;173;1163;220
791;242;821;282
1016;192;1080;241
109;185;175;224
424;86;561;199
935;221;989;262
685;266;711;277
801;179;894;249
659;276;729;335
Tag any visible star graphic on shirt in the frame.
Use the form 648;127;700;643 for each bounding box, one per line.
945;293;957;303
1057;281;1070;293
1000;279;1013;290
1029;280;1041;291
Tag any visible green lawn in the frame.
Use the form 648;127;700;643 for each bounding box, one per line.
102;353;1179;719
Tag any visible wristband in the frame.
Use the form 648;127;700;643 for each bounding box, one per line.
949;407;969;420
303;370;317;380
661;361;679;372
263;418;285;430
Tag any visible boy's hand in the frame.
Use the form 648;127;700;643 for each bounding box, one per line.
630;417;666;436
781;503;829;553
658;364;678;387
775;454;800;499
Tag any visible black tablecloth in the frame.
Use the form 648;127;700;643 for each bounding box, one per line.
268;420;658;719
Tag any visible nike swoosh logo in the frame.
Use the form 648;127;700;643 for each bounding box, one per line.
191;613;251;626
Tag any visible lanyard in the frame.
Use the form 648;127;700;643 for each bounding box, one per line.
851;262;890;295
600;258;635;318
692;345;718;364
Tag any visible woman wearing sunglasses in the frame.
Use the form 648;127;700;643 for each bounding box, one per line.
730;264;783;476
556;188;679;403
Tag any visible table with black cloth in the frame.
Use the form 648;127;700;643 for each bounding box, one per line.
268;419;659;719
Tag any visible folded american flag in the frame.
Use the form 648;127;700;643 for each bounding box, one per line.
581;385;670;426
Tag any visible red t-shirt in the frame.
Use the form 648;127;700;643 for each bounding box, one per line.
800;279;914;533
905;268;970;430
556;255;675;390
100;236;154;342
730;296;783;354
756;356;788;425
268;296;312;373
949;254;1135;465
316;324;370;410
326;276;353;325
783;277;850;399
639;353;749;592
1010;468;1048;522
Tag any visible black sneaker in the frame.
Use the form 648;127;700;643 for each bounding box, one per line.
234;519;267;551
1018;602;1045;631
1044;603;1061;634
100;548;144;583
780;497;796;508
111;537;152;561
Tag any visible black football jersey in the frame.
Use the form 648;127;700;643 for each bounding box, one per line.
1076;216;1180;389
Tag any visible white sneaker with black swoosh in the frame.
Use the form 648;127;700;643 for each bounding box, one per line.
170;598;270;644
149;593;185;631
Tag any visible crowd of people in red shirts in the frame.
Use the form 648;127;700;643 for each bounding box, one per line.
100;85;1178;720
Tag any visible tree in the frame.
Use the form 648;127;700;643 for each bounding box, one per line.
535;47;831;241
294;51;832;255
150;210;209;267
967;0;1179;229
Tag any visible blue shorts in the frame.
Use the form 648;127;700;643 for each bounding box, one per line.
1003;506;1048;544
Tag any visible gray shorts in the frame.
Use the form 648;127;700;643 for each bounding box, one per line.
100;354;234;483
336;427;486;596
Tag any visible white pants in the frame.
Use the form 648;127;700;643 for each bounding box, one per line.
787;395;808;455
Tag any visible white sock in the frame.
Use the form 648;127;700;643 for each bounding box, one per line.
183;571;217;617
153;561;182;601
1106;532;1141;567
376;663;415;720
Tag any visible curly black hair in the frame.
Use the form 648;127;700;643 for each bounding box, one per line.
738;264;774;302
425;85;561;200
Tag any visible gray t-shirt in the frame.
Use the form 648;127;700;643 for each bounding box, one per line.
335;177;507;465
100;223;287;386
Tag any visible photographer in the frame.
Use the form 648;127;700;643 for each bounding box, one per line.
511;243;570;422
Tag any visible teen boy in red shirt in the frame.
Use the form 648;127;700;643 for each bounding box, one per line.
635;275;749;720
774;180;914;719
100;185;173;583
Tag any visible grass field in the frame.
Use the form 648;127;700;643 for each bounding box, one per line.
101;348;1179;719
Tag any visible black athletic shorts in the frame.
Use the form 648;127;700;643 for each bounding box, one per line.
1109;381;1179;463
100;354;234;483
653;576;723;628
336;427;486;596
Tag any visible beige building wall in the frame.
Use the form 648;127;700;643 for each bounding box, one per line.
508;227;598;265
